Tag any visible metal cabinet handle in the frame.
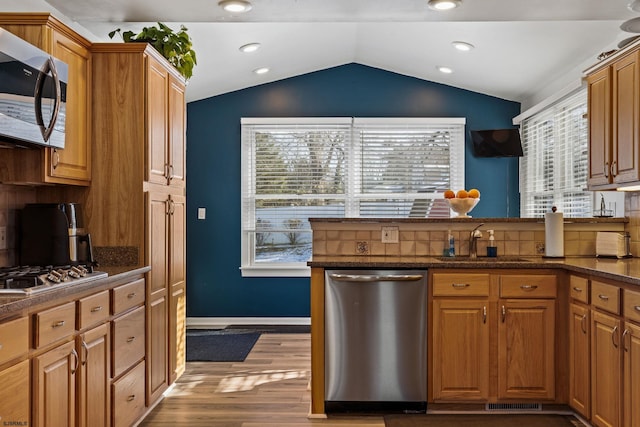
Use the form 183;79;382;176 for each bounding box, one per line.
613;325;619;348
598;294;610;301
612;161;618;177
127;336;136;343
634;306;640;313
52;320;65;328
622;329;630;352
52;149;60;169
169;164;175;182
127;292;136;299
328;274;424;282
501;305;506;323
604;162;610;178
82;340;89;366
581;314;587;334
572;287;583;293
127;395;136;402
71;348;79;374
90;306;103;313
520;285;538;291
452;283;470;288
482;306;487;324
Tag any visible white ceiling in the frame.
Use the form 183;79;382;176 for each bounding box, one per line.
3;0;640;107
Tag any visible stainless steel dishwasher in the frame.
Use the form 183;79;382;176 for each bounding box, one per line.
324;269;427;413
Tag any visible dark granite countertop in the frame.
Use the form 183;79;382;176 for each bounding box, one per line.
308;256;640;287
0;265;150;321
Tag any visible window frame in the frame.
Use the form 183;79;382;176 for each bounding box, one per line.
240;117;466;277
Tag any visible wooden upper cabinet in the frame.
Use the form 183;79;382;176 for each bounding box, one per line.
587;47;640;189
0;13;91;185
145;54;186;188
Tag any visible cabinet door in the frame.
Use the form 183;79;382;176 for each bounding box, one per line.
148;294;168;403
168;76;186;188
432;299;489;401
592;311;621;427
498;299;555;400
77;323;110;427
588;66;612;187
33;340;77;427
146;55;170;185
148;191;168;297
0;360;30;426
569;303;590;418
46;29;91;184
612;51;640;184
624;321;640;427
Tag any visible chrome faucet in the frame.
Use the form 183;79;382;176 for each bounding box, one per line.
469;223;485;258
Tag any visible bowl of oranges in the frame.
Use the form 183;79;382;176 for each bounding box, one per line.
443;188;480;218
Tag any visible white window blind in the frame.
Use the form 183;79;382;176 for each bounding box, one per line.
241;117;465;276
520;89;591;218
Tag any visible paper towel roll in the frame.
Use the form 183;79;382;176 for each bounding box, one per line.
545;211;564;257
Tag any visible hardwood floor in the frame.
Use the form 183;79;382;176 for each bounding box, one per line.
139;333;385;426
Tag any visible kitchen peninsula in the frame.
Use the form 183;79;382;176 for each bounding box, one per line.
308;217;640;427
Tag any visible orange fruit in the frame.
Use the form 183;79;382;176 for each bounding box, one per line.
468;188;480;199
456;189;468;198
443;189;456;199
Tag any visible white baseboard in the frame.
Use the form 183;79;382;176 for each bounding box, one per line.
186;317;311;329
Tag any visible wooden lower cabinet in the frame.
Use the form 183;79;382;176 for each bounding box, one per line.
432;299;489;400
148;294;168;404
569;302;591;418
112;360;146;427
624;321;640;427
170;283;187;383
77;323;110;427
0;359;30;426
33;340;77;427
591;311;622;427
498;299;556;400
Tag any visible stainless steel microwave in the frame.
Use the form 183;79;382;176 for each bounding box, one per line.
0;27;68;149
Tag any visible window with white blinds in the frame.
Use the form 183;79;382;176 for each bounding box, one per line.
520;89;592;218
241;117;466;276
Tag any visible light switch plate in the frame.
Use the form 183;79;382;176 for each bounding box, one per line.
197;208;206;220
381;226;399;243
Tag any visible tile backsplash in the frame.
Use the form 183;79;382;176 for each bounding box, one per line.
0;184;37;267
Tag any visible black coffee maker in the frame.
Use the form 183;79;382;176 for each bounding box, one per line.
19;203;94;266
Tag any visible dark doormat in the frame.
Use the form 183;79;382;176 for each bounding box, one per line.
225;324;311;333
384;414;583;427
186;330;261;362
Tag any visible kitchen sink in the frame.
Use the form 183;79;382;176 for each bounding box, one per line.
435;256;531;262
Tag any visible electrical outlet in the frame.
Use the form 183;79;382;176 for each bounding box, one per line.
0;226;6;250
381;226;399;243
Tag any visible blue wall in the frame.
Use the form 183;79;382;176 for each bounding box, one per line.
186;63;521;318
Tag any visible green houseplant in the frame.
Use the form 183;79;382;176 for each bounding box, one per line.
109;22;197;80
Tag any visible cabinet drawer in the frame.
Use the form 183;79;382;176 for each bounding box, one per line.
500;275;557;298
0;317;29;365
569;275;589;304
112;279;145;315
78;290;110;330
432;273;490;297
624;289;640;323
112;360;145;427
34;301;76;348
591;280;620;315
112;305;145;378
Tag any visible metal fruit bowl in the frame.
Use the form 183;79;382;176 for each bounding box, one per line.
447;198;479;218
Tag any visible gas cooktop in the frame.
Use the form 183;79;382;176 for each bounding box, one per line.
0;264;107;295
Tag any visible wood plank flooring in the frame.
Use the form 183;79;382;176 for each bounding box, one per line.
139;333;385;426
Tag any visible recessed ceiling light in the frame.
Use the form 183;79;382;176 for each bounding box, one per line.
452;41;474;52
428;0;462;11
437;66;453;74
254;67;270;75
239;43;261;53
218;0;253;13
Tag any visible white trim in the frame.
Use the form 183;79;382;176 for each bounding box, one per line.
512;79;584;125
241;117;352;125
240;265;311;277
353;117;466;125
187;317;311;329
